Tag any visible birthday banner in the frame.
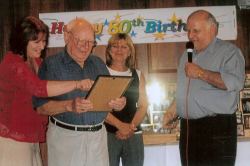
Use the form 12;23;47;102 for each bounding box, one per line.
39;6;236;47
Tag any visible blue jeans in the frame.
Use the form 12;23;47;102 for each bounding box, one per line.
107;132;144;166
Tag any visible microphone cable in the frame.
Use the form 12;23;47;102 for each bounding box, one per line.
185;78;191;166
184;41;193;166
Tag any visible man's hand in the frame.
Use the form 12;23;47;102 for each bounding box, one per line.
163;112;179;129
162;100;178;129
185;62;204;79
108;96;126;111
67;97;93;113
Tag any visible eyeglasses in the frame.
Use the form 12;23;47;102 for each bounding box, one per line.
69;31;96;47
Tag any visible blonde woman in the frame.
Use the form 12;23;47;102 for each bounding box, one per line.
105;33;148;166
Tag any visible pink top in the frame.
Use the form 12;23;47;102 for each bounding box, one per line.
0;52;48;142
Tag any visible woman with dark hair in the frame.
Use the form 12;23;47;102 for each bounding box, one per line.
104;33;148;166
0;16;93;166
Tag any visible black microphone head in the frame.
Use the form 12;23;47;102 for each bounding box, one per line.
186;41;194;50
186;41;194;63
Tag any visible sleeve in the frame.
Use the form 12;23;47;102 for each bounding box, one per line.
32;60;51;108
194;45;246;115
11;61;48;97
220;46;245;92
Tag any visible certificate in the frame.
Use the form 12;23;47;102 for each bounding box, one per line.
86;75;133;111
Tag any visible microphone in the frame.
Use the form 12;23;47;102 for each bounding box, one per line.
186;41;194;63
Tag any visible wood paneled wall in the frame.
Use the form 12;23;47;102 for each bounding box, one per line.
1;0;250;70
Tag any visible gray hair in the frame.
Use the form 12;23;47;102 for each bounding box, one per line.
188;10;219;34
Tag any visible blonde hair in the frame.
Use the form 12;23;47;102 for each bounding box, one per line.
106;33;136;69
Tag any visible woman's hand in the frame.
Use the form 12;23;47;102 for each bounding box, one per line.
76;79;94;91
115;123;136;140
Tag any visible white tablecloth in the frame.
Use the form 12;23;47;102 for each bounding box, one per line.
143;141;250;166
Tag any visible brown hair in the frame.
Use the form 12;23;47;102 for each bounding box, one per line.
9;16;49;60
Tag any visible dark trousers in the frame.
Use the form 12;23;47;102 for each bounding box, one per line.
179;113;237;166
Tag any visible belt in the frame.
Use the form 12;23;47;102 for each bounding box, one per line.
50;117;102;132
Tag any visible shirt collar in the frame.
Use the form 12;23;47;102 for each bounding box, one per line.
61;47;92;67
194;37;217;55
62;47;76;65
205;38;217;54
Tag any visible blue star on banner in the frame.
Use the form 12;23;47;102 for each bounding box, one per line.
95;34;103;41
104;19;109;26
130;30;137;37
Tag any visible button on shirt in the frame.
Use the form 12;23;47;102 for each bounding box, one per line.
176;38;245;119
33;49;109;125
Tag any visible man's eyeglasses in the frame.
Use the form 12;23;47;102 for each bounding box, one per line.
69;31;97;47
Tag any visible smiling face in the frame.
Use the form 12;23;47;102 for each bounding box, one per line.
26;32;47;59
9;16;49;61
64;19;95;66
109;39;130;66
106;33;136;69
186;11;217;53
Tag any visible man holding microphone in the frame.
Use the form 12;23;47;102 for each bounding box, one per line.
163;10;245;166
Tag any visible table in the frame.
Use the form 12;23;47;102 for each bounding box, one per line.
143;135;250;166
